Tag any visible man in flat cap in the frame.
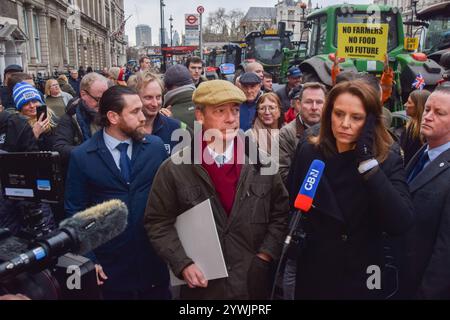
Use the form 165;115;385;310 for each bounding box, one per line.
239;72;263;131
144;80;289;300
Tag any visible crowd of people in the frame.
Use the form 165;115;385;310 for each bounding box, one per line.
0;53;449;300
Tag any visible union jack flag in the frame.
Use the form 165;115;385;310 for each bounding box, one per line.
412;73;426;90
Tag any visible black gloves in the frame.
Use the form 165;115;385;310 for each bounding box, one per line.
355;113;376;164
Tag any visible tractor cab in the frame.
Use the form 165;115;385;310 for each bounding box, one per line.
417;1;450;64
244;26;294;82
245;29;293;67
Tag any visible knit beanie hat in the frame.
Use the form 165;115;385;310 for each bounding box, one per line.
13;81;44;110
164;64;193;89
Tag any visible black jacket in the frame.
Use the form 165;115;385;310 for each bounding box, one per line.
403;146;450;299
37;129;58;152
288;141;414;299
0;111;38;152
0;86;15;110
53;98;97;168
400;127;423;166
68;78;80;97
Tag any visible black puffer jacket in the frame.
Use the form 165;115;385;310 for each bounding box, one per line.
0;111;38;152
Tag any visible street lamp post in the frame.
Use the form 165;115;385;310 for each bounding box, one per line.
410;0;419;38
160;0;166;46
169;15;173;47
160;0;166;71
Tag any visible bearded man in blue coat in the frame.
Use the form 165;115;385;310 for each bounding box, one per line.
65;86;169;299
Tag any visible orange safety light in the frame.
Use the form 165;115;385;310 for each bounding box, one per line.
411;53;427;61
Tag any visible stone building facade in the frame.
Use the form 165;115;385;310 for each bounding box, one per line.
373;0;443;24
0;0;126;79
276;0;312;41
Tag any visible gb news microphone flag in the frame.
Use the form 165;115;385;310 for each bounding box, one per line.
294;159;325;212
412;73;426;90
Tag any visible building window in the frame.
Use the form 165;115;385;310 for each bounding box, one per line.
23;9;30;60
23;9;28;35
64;25;70;64
32;14;41;62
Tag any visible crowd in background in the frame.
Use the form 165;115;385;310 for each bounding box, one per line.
1;51;450;300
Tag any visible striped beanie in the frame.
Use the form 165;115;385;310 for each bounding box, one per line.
13;81;44;110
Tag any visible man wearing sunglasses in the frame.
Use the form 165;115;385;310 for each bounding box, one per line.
54;72;109;174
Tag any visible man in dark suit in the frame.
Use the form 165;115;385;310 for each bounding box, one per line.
64;86;170;299
404;84;450;299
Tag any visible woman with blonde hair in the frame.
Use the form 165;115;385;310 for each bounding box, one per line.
400;89;431;165
44;78;73;118
288;79;413;299
247;92;284;155
13;81;57;151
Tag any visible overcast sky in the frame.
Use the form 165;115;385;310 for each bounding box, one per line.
124;0;372;46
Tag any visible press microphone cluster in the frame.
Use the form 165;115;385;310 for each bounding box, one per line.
0;199;128;282
284;159;325;250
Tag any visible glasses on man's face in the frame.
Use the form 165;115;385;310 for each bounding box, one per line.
258;105;278;112
83;90;102;103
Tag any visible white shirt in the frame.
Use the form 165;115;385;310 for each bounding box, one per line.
103;129;133;171
206;139;235;166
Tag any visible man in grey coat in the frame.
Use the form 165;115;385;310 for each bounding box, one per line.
279;82;326;184
403;84;450;299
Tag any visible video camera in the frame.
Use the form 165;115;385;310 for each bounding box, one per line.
0;151;63;238
0;152;127;299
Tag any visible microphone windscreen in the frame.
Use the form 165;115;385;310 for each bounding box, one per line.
59;199;128;255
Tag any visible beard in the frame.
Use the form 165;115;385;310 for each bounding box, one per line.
118;120;146;141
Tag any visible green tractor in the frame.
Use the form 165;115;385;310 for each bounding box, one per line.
279;40;307;83
298;4;443;110
416;1;450;64
244;24;294;82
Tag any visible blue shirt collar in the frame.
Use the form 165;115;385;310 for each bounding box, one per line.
426;141;450;163
103;128;132;151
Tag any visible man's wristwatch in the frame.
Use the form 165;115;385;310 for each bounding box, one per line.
358;158;379;174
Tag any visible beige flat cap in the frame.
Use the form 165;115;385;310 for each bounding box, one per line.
193;80;246;106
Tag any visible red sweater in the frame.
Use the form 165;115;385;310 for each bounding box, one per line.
201;140;243;216
284;107;296;124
